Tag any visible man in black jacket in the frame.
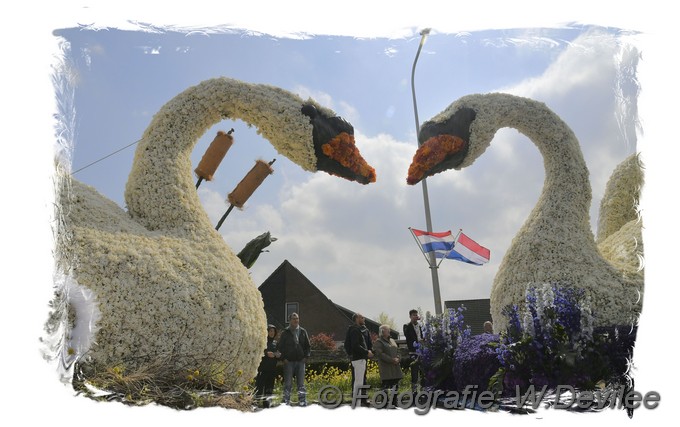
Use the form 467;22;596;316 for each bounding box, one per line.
277;313;311;406
345;312;373;405
403;309;423;393
255;324;281;408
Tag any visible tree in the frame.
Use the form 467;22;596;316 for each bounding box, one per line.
376;312;396;331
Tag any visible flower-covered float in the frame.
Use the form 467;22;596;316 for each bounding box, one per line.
51;77;375;403
407;93;643;332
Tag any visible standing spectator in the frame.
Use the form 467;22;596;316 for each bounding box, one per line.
373;324;402;403
483;321;494;334
254;324;281;408
345;312;373;405
403;309;423;393
277;313;311;406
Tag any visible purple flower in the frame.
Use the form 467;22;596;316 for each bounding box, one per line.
493;283;635;394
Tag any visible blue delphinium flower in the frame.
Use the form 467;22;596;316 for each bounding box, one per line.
492;283;635;395
416;306;470;390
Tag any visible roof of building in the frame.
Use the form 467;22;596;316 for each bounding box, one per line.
259;260;398;339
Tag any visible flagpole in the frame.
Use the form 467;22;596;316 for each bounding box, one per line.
453;229;462;245
411;28;442;316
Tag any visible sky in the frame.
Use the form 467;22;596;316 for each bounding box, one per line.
3;1;678;426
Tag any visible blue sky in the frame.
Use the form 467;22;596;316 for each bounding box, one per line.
5;1;678;425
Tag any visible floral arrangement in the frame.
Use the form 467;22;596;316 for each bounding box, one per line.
452;332;500;393
406;135;465;185
50;77;360;395
418;93;643;331
416;306;471;391
322;132;376;183
415;284;635;403
490;283;635;394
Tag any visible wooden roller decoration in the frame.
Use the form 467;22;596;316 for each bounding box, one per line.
228;159;275;208
195;129;234;188
215;158;276;231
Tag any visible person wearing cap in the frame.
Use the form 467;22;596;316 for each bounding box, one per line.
255;324;281;407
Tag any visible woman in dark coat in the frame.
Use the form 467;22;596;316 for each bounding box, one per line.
255;325;281;407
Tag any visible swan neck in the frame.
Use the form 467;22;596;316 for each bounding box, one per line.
489;95;593;236
123;78;313;233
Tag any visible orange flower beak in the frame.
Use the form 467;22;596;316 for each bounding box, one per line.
320;132;376;184
406;135;467;185
301;103;376;185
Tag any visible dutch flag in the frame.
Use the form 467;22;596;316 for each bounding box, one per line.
410;228;490;266
411;228;456;257
446;231;491;265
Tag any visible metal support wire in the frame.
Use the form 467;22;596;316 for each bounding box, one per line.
71;139;141;175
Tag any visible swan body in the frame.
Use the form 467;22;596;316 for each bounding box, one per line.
596;154;644;282
55;77;375;384
407;93;642;331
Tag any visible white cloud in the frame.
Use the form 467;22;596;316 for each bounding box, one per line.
293;85;334;109
338;100;359;124
197;187;227;224
384;47;398;57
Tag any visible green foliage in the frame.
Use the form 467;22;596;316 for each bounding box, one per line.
376;312;396;331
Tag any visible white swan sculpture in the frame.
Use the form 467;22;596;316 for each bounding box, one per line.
54;77;375;386
596;153;644;282
406;93;642;331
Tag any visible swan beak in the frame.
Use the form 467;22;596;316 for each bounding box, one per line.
406;135;468;185
320;132;377;184
302;103;376;184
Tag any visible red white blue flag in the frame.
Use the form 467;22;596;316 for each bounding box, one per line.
410;228;490;266
446;232;490;265
410;228;455;257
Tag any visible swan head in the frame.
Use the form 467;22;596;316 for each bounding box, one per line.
406;106;475;185
301;103;376;184
406;93;519;185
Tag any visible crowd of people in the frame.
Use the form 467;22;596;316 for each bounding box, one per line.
253;309;430;408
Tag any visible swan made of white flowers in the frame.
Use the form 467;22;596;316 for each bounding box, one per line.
596;153;644;282
53;77;375;388
406;93;642;331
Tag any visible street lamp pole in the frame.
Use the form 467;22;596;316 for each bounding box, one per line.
411;28;443;316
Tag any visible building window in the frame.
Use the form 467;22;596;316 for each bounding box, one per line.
285;302;299;322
